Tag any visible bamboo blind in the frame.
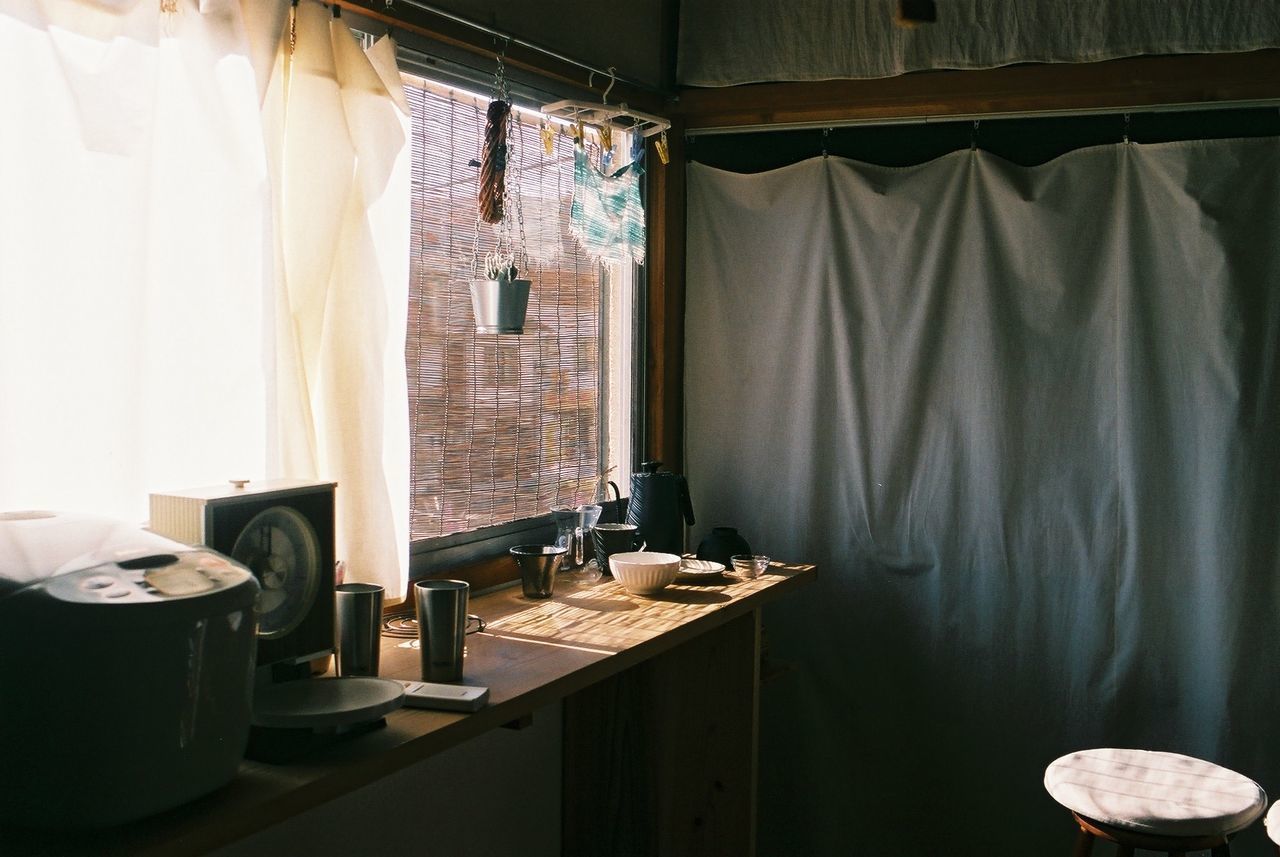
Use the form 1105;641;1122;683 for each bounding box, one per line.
404;77;604;541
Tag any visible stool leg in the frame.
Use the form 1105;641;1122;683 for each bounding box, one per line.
1070;828;1094;857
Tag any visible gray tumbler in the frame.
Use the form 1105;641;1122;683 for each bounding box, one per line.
335;583;384;677
414;579;484;682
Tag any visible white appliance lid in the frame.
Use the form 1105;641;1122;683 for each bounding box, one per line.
0;511;191;589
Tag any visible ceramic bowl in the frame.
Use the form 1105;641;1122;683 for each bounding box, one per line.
608;551;681;595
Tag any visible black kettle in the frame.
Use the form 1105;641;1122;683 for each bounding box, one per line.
625;461;695;555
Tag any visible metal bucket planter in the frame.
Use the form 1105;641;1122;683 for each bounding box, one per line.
469;274;531;334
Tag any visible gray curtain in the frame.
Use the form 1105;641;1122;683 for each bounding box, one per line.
684;138;1280;855
678;0;1280;86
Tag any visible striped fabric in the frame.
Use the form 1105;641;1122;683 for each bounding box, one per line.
1044;748;1267;838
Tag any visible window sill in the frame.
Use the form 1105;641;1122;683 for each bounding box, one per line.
403;500;627;601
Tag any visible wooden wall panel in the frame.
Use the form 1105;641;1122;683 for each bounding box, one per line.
675;50;1280;132
562;610;761;856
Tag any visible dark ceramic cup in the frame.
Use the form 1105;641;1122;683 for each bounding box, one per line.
591;523;644;574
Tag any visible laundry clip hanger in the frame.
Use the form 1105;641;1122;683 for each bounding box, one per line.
542;66;671;139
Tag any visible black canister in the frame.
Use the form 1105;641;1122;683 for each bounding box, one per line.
696;527;752;567
625;461;695;555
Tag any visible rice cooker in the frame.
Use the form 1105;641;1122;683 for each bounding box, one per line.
0;511;259;828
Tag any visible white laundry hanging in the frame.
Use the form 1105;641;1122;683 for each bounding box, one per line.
569;144;645;266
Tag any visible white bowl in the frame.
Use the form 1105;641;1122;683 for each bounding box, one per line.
608;551;681;595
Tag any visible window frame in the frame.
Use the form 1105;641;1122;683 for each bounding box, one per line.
397;59;646;593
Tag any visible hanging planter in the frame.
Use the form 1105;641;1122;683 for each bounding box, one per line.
470;264;531;334
468;52;533;336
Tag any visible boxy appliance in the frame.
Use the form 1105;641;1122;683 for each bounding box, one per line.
0;511;259;828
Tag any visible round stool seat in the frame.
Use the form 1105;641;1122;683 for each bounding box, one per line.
1265;800;1280;846
1044;748;1267;839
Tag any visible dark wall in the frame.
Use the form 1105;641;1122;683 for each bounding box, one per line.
427;0;668;88
687;107;1280;171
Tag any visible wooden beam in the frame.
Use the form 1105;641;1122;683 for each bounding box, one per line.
675;50;1280;131
644;119;687;470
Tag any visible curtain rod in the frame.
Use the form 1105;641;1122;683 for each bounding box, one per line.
685;98;1280;136
382;0;663;95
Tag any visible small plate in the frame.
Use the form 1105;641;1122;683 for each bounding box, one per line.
679;558;726;578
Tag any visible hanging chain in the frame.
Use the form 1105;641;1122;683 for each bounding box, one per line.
492;39;510;103
506;108;528;275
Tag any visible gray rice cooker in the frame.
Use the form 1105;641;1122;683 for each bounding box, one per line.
0;511;259;828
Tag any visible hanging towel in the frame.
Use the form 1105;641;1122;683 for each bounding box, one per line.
570;146;645;266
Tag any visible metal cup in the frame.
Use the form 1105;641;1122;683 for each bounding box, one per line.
510;544;567;598
414;579;485;682
335;583;384;677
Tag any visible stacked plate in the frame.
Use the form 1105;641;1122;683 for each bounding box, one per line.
678;558;726;580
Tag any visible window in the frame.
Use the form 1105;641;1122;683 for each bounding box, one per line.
403;75;634;544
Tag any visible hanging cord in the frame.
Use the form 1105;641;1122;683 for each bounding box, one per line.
970;119;980;151
821;127;831;159
1123;112;1132;144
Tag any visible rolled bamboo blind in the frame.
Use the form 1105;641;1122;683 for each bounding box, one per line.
404;77;604;541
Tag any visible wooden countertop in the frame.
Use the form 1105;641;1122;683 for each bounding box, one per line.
5;561;815;857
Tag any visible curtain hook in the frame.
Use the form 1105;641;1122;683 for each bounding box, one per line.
970;119;979;151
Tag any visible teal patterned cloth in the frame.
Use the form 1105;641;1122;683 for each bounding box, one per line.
570;146;646;266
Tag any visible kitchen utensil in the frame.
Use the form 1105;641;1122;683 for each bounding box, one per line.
551;504;602;569
696;527;752;567
510;544;567;598
590;522;644;573
0;512;258;827
625;461;695;555
335;582;384;677
608;551;681;595
414;580;485;682
731;554;770;580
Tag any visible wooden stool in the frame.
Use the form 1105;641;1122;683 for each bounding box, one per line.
1044;748;1267;856
1265;801;1280;856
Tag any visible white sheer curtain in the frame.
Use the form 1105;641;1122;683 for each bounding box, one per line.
261;1;411;601
0;0;411;602
685;139;1280;855
0;0;270;523
678;0;1280;85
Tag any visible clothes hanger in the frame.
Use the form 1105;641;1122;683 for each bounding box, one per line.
541;67;671;139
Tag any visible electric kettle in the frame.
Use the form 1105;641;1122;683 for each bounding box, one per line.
625;461;695;554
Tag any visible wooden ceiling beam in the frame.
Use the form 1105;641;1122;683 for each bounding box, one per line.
675;50;1280;131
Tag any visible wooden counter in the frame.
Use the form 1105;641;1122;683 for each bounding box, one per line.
4;561;815;856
